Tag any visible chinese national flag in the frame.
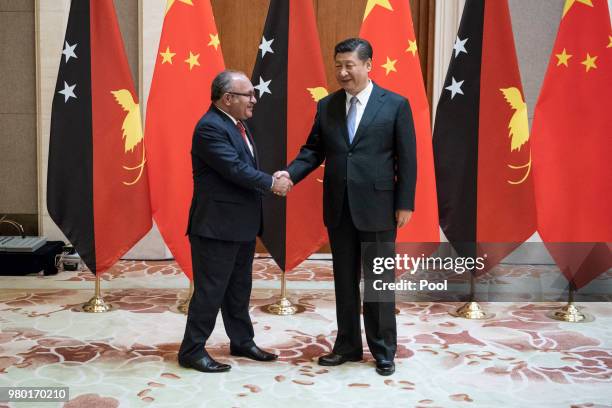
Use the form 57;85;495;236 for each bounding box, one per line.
531;0;612;288
359;0;440;246
433;0;536;271
248;0;328;271
145;0;225;278
48;0;152;274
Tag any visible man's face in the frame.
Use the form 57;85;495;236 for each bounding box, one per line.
334;51;371;95
225;75;256;120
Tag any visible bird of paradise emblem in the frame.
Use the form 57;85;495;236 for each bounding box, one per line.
111;89;146;186
500;87;531;185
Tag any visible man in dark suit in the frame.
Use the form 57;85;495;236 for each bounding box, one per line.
178;70;292;373
276;38;416;376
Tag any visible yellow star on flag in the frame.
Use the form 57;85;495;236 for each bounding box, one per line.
580;53;597;72
160;46;176;64
562;0;593;18
381;57;398;75
405;39;418;56
607;35;612;48
555;48;572;67
363;0;393;21
166;0;193;15
185;52;200;70
208;33;220;50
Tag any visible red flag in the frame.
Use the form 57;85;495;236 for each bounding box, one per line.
359;0;440;245
145;1;225;278
48;0;152;273
285;0;329;271
477;0;537;267
531;0;612;287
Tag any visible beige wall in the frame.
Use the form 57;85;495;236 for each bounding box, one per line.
0;0;37;233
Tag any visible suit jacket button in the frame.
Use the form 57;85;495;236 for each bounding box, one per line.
348;152;353;157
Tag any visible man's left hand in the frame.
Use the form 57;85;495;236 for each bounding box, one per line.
396;210;413;228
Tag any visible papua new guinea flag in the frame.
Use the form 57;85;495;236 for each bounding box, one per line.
248;0;329;272
47;0;152;274
432;0;536;270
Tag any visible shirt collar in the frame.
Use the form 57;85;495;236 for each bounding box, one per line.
345;79;373;106
215;104;238;125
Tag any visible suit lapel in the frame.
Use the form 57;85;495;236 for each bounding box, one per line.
351;84;385;147
242;121;259;167
213;106;256;166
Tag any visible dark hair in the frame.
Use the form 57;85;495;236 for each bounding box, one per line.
334;38;373;61
211;69;245;101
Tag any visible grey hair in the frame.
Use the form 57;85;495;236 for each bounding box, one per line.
211;69;246;101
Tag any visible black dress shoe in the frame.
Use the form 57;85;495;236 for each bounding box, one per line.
178;352;231;373
318;352;363;366
375;360;395;376
230;344;278;361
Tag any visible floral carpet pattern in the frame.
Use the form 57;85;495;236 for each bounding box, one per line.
0;260;611;407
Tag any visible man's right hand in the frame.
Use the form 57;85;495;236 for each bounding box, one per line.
273;170;291;180
271;174;292;196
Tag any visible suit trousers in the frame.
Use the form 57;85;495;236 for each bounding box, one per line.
178;235;256;361
327;194;397;362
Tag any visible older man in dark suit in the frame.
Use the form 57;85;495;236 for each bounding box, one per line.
276;38;416;376
178;70;292;373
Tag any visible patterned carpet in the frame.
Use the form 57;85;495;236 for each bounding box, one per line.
0;259;611;407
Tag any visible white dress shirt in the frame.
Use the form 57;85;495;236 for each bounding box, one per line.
345;79;374;132
217;107;254;157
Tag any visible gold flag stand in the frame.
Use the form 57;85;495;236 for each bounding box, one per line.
449;271;495;319
81;274;113;313
175;280;194;315
261;270;305;315
547;283;594;323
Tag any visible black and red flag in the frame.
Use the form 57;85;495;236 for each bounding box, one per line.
47;0;152;273
248;0;328;271
432;0;536;269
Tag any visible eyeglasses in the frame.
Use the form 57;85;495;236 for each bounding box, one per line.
227;91;256;99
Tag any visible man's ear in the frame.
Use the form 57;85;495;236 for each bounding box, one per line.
221;93;231;106
366;58;372;72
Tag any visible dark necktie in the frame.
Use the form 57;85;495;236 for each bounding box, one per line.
236;121;253;156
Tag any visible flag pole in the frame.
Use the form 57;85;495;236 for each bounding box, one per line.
547;282;594;322
81;274;113;313
449;269;494;319
261;269;305;315
176;280;194;315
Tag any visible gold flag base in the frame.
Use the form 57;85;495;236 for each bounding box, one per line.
449;301;495;320
547;303;594;323
261;297;306;315
261;269;306;315
81;295;113;313
79;274;113;313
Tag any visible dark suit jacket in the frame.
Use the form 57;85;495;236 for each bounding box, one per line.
186;104;273;242
287;83;417;231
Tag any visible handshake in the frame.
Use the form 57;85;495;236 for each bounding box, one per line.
270;170;292;196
